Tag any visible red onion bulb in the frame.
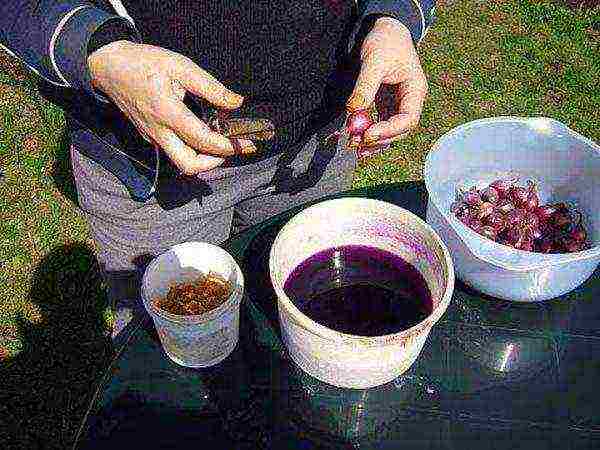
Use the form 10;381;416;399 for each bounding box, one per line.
506;208;526;228
489;177;517;199
457;207;476;227
468;218;483;232
561;237;583;253
462;188;483;207
534;205;557;224
497;198;515;214
484;211;506;233
475;202;495;221
523;211;540;231
569;211;587;243
346;109;374;136
505;227;524;245
479;225;497;241
570;227;587;243
509;186;529;209
481;186;500;204
530;225;543;240
524;180;540;211
551;211;572;230
517;237;534;252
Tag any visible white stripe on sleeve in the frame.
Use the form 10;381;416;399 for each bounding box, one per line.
49;5;92;87
409;0;427;44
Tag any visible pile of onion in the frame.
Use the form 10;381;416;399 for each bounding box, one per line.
451;177;590;253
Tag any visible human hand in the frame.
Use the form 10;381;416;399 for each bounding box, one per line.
346;17;428;153
88;40;256;175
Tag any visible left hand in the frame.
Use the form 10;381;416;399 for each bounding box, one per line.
346;17;428;152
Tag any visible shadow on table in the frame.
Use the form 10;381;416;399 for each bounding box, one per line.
0;243;113;450
78;301;276;449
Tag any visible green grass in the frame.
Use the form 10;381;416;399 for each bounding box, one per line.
0;0;599;448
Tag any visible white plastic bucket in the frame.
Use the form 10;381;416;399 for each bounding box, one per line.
424;117;600;302
141;242;244;368
269;197;455;389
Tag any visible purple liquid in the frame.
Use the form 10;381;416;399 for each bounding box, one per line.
283;245;433;337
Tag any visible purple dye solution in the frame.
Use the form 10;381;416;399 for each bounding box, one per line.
283;245;433;337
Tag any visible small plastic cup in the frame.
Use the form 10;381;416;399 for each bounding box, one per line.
141;242;244;368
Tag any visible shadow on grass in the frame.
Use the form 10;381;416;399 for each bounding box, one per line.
51;128;78;207
0;243;113;450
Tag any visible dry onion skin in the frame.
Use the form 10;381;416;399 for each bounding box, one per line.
152;272;233;316
221;117;276;141
206;107;276;141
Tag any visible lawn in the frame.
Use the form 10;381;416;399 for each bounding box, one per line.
1;0;599;448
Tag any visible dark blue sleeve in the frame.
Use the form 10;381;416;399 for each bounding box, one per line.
0;1;141;101
348;0;437;54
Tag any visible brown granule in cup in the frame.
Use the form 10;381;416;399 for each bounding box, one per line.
152;272;233;316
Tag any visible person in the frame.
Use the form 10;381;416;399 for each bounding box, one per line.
1;0;436;339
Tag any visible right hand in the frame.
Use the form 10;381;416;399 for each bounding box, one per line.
87;40;257;175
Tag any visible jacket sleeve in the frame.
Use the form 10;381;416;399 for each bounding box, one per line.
348;0;437;54
0;1;141;102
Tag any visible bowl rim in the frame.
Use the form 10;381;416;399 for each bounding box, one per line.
268;197;456;347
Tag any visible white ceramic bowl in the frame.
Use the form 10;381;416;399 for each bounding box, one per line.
425;117;600;302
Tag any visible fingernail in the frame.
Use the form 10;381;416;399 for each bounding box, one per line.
241;145;256;155
363;136;379;147
347;93;365;112
363;130;380;146
231;93;244;108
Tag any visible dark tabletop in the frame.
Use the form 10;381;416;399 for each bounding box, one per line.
75;181;600;450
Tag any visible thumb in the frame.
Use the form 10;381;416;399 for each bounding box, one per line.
346;57;386;113
177;58;244;110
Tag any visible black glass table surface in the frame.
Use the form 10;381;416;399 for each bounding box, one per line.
75;181;600;450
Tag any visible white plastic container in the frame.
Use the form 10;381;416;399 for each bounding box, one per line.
269;197;455;389
141;242;244;368
425;117;600;302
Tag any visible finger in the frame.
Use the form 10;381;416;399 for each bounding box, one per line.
160;99;257;156
363;76;427;141
154;130;224;175
175;57;244;110
194;153;225;173
363;112;413;143
346;56;386;113
358;136;405;160
356;145;381;159
174;153;226;179
363;130;411;148
355;141;395;159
